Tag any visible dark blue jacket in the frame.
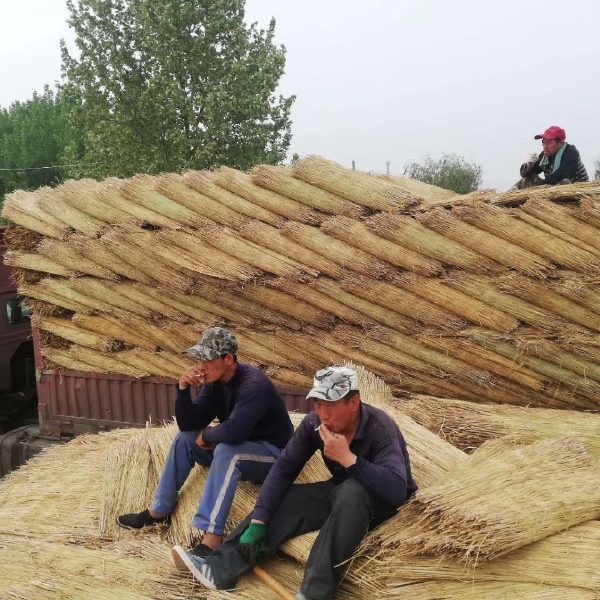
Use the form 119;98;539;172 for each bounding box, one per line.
252;403;418;523
175;363;293;449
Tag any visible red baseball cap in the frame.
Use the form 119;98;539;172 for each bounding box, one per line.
534;126;566;141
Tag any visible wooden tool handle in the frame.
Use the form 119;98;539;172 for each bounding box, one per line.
253;566;297;600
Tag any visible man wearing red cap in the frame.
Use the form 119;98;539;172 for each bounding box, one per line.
517;126;588;189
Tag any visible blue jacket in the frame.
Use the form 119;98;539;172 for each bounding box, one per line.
252;403;418;523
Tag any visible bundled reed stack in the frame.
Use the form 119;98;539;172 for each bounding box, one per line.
4;157;600;409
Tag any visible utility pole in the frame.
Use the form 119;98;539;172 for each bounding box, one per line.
385;161;391;175
351;161;356;171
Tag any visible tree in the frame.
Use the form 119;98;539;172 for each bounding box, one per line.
0;86;79;197
60;0;296;179
594;158;600;180
403;153;483;195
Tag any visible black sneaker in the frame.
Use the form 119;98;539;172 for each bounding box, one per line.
190;543;214;558
117;509;170;530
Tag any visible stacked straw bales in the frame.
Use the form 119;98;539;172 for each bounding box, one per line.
5;157;600;408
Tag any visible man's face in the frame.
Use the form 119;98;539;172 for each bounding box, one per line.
313;395;359;435
197;355;233;384
541;138;563;157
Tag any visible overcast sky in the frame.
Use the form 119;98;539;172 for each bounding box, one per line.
2;0;599;190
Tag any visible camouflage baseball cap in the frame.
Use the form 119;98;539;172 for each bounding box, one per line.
306;366;359;402
186;327;238;361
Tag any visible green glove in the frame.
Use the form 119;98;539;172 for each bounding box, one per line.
239;522;266;566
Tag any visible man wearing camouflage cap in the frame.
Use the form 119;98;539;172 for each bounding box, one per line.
172;366;417;600
118;327;294;556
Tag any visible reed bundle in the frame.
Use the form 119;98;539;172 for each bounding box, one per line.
99;177;181;229
37;237;119;280
19;281;91;314
417;207;553;278
72;313;160;351
69;235;155;284
42;346;102;372
416;335;545;391
341;276;467;331
571;197;600;228
232;331;297;368
34;315;122;352
101;228;194;290
117;226;224;280
397;274;518;332
57;178;133;224
522;199;600;251
37;186;106;237
367;213;501;273
157;228;261;281
469;330;600;407
193;219;311;280
552;274;600;314
67;277;155;318
380;173;458;203
309;278;419;333
494;180;600;205
454;202;600;275
268;367;314;389
320;216;443;276
23;298;73;318
281;221;393;280
3;225;43;251
157;173;246;228
213;167;322;224
171;290;255;326
373;436;600;564
443;274;568;331
399;394;600;452
4;250;72;277
120;174;205;226
239;284;335;328
239;219;345;278
10;265;44;286
384;580;596;600
106;282;188;322
2;189;69;238
497;273;600;331
198;286;303;331
183;170;284;226
251;164;366;218
513;209;600;254
292;156;419;212
369;328;493;388
272;279;370;326
61;345;152;378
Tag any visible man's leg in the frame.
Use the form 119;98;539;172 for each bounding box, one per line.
151;430;213;516
192;440;281;536
203;481;335;589
299;479;397;600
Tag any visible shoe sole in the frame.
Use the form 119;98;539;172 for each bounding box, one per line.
172;545;217;590
116;516;169;531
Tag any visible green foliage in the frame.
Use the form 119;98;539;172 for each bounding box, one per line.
61;0;295;179
0;86;79;196
403;152;483;195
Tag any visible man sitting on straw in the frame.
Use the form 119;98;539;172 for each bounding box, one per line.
172;366;418;600
117;327;294;555
516;125;588;189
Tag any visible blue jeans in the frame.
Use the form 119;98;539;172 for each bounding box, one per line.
151;430;281;535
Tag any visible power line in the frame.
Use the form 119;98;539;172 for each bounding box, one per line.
0;162;99;172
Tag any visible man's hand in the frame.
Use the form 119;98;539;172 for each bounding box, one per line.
179;366;204;391
239;521;267;566
195;430;215;451
319;424;357;468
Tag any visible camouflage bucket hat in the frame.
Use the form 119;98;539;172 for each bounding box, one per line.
186;327;238;361
306;366;359;402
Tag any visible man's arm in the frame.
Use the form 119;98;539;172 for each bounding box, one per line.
252;416;318;523
201;379;271;446
175;368;217;432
